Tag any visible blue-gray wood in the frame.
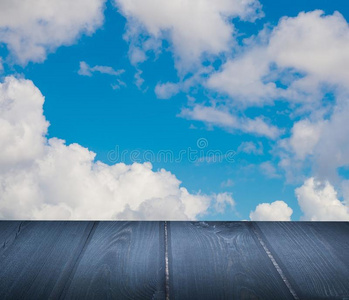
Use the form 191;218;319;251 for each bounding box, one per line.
61;221;166;299
0;221;348;300
0;221;94;300
168;222;294;299
256;222;349;300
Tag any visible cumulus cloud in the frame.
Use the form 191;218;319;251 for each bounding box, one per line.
114;0;263;71
207;47;277;106
249;200;293;221
296;178;349;221
284;119;325;161
277;102;349;183
0;77;49;167
208;10;349;107
168;10;349;140
276;119;325;182
268;11;349;89
180;104;281;139
312;104;349;180
0;0;106;64
167;9;349;188
205;9;349;219
0;76;229;220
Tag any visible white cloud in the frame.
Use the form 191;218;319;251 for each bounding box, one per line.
170;10;349;175
180;104;236;127
129;47;147;65
213;192;235;214
237;141;263;155
268;10;349;88
0;77;49;167
286;119;325;160
341;180;349;207
134;69;145;89
207;48;277;106
111;79;127;90
180;104;281;139
154;66;213;99
78;61;126;90
277;103;349;183
312;104;349;180
296;177;349;221
242;117;282;140
276;119;325;182
0;0;106;64
205;9;349;201
114;0;263;71
0;76;228;220
154;82;180;99
78;61;124;77
207;10;349;107
249;200;293;221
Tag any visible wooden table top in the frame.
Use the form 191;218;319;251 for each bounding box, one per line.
0;221;348;299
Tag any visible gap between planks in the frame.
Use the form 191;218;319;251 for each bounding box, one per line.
164;221;170;300
250;223;299;300
57;221;99;300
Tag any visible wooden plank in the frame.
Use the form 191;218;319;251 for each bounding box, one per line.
168;221;294;300
0;221;22;256
0;221;94;300
1;221;347;299
309;222;349;267
256;222;349;299
62;221;166;299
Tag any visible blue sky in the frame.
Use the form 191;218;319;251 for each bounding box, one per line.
0;0;349;220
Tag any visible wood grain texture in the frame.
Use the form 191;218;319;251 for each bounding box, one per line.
0;221;22;256
62;221;166;300
256;222;349;300
168;221;294;300
0;221;94;300
0;221;348;300
308;222;349;267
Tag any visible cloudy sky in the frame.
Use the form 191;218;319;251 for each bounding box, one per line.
0;0;348;221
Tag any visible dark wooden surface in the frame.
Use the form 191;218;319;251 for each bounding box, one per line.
0;221;347;300
62;222;166;299
168;222;294;299
0;221;94;300
256;222;349;300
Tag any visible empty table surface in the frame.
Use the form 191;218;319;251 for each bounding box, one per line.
0;221;348;300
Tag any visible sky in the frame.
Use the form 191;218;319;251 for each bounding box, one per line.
0;0;349;221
